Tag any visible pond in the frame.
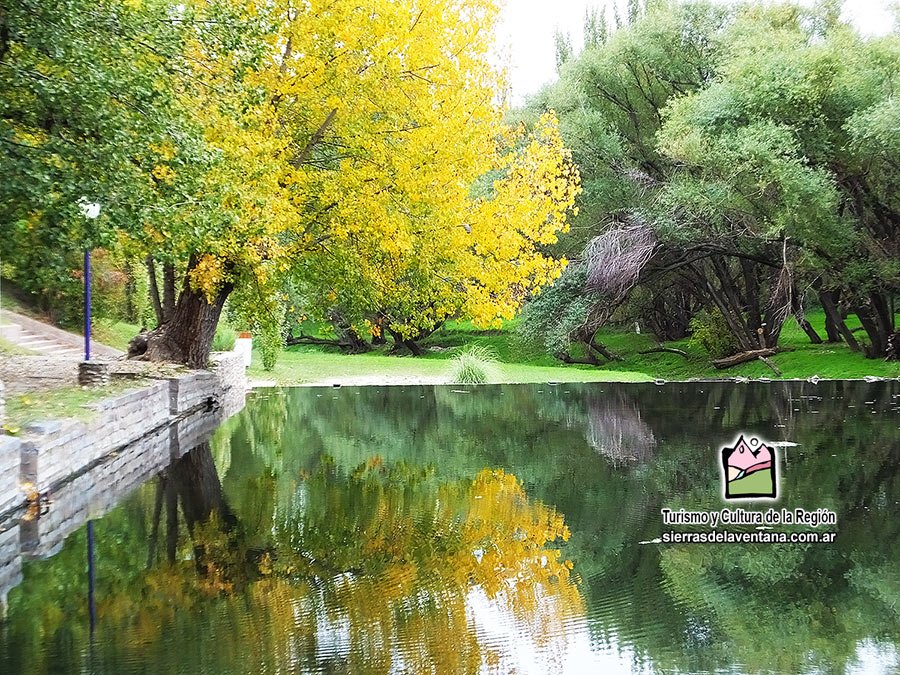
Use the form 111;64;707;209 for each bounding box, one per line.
1;381;899;674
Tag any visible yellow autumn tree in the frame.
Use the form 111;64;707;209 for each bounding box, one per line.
118;0;579;365
265;0;581;347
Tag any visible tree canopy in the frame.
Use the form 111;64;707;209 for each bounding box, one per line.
519;0;899;362
1;0;581;366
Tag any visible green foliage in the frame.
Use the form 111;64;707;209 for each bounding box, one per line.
212;324;237;352
688;309;738;358
520;0;900;358
260;333;281;372
125;257;155;329
449;346;499;385
518;263;594;356
554;31;573;72
228;285;287;371
251;309;898;385
0;0;200;320
88;250;130;324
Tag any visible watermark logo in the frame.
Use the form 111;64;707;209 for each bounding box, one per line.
649;436;838;544
721;435;777;500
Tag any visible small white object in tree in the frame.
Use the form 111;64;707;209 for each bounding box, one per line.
78;198;101;220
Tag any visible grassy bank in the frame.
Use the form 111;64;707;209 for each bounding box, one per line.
249;310;899;386
3;381;149;432
248;346;652;385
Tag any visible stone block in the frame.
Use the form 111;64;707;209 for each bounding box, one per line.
0;436;22;517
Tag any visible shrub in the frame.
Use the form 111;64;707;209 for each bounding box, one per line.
449;346;499;384
212;324;237;352
260;332;281;371
688;310;738;358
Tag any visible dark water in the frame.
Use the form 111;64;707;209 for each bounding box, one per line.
1;381;899;674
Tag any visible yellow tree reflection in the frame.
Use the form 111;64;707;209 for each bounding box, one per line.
98;456;585;673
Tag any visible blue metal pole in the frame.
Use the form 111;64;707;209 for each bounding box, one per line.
87;519;96;635
84;249;91;362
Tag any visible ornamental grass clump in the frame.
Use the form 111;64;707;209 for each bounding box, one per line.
449;346;499;384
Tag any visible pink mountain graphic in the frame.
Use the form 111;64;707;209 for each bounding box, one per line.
727;436;772;470
722;436;777;499
724;436;773;484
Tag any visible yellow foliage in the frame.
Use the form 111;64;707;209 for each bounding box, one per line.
189;254;226;302
125;0;580;341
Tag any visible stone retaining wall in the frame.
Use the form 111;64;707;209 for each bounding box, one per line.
0;356;81;394
20;422;173;560
0;437;20;516
211;352;246;417
0;524;21;614
0;352;246;518
0;400;244;609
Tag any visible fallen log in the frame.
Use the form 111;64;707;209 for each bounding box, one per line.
712;349;777;369
286;335;343;348
556;351;600;366
638;347;688;358
758;356;783;376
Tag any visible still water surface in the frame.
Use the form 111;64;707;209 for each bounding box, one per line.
1;381;899;674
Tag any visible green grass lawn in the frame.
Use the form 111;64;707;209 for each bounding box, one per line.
251;310;899;386
582;310;900;381
3;381;150;432
4;282;897;386
248;344;651;385
93;319;143;352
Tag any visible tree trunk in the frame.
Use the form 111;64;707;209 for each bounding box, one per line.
823;300;842;343
386;327;423;356
146;255;164;327
163;262;177;323
125;263;137;324
170;442;238;578
638;347;688;358
701;260;756;351
854;303;888;359
402;339;422;356
589;335;621;361
818;288;860;352
136;264;233;368
557;351;599;366
170;442;236;535
713;348;778;369
794;312;823;344
325;310;370;353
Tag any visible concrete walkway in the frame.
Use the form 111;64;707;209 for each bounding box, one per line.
0;309;122;359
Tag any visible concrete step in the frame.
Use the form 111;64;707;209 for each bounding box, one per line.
0;323;22;340
0;309;123;358
5;326;82;357
18;339;58;348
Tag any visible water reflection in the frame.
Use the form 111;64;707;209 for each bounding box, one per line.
582;390;656;465
0;381;898;674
